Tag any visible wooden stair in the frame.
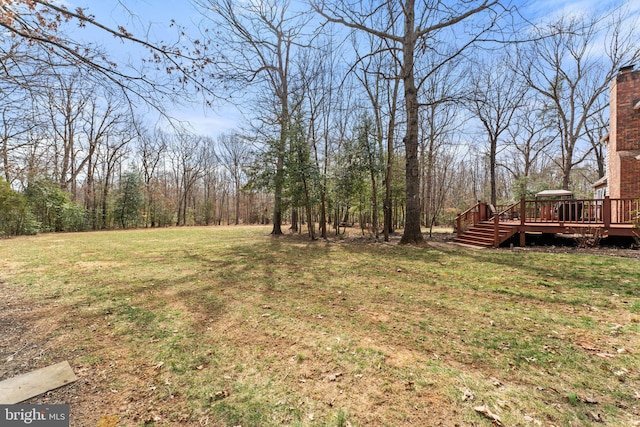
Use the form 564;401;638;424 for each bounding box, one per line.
453;221;518;248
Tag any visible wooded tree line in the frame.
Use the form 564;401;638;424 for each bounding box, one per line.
1;1;638;240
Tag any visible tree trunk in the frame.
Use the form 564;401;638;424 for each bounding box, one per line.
303;180;315;240
272;104;288;235
101;176;110;229
562;138;573;190
490;137;497;206
399;1;423;244
425;137;434;230
384;65;400;242
291;209;298;232
235;179;240;225
2;138;9;183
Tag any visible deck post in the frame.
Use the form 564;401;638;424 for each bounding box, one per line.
603;196;611;229
478;201;486;223
519;199;526;247
493;213;499;248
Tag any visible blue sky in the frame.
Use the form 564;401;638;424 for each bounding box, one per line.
62;0;638;137
523;0;639;20
65;0;241;136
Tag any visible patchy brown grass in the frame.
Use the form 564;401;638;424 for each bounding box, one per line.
0;226;639;426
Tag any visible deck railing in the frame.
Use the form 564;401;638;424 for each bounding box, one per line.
517;197;638;225
611;198;640;224
457;196;639;227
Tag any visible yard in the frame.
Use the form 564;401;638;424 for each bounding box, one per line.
1;226;639;426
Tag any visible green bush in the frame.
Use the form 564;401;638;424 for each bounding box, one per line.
0;178;28;236
24;179;87;232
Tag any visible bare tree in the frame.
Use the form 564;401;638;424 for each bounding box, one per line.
468;55;527;206
0;90;38;185
350;30;403;241
503;99;556;197
199;137;220;225
417;55;465;231
137;128;169;228
218;133;250;225
169;131;204;226
0;0;216;110
98;124;136;229
194;0;313;235
327;78;360;236
299;31;347;239
83;94;128;228
43;72;88;194
312;0;503;244
519;9;640;190
428;142;463;232
421;102;460;229
584;100;608;180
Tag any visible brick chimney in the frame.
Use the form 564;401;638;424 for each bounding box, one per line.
608;65;640;199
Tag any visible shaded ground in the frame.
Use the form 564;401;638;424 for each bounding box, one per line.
0;265;459;427
333;228;640;259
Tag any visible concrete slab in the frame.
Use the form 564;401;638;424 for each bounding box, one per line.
0;361;77;404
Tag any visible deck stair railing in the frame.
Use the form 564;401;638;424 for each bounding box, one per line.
455;201;491;236
454;202;518;247
495;202;521;222
487;202;522;247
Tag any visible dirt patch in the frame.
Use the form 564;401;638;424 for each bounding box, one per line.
0;286;190;426
1;287;101;423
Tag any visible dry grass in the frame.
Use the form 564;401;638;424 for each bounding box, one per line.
0;225;639;426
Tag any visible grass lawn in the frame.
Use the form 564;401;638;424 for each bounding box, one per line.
0;225;639;426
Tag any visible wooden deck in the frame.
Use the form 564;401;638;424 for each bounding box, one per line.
455;197;639;248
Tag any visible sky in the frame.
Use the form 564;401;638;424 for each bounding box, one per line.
68;0;243;137
63;0;639;138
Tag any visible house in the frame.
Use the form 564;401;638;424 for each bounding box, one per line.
598;65;640;202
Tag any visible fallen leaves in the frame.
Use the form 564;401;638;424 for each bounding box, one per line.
212;389;230;401
596;352;616;359
96;415;119;427
588;411;604;422
474;404;503;426
327;372;343;382
577;342;600;352
613;368;628;381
